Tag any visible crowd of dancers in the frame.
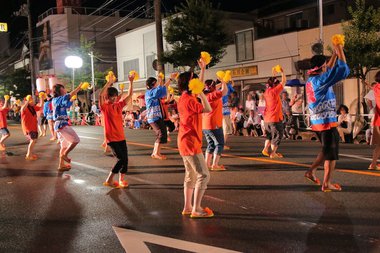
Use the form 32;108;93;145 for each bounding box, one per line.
1;41;380;218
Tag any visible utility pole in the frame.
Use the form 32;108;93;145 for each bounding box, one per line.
154;0;165;75
318;0;323;43
26;0;36;98
89;51;95;102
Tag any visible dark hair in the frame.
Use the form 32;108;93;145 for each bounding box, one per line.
177;72;198;94
310;55;327;70
375;71;380;83
53;84;65;98
146;77;157;90
107;87;118;97
338;104;349;114
267;77;280;88
204;79;216;94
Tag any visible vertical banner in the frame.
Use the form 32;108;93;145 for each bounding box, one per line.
37;21;53;70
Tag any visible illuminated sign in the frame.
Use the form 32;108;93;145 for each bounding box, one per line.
230;65;258;77
0;23;8;32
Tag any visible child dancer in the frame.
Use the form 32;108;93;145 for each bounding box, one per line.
100;74;134;188
261;68;286;158
21;95;44;160
52;83;82;171
178;59;214;218
0;96;11;152
304;43;349;192
44;95;57;141
203;79;227;170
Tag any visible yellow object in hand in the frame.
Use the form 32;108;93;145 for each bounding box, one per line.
159;72;165;79
26;95;32;101
168;86;174;94
71;95;77;100
129;70;139;81
81;82;90;90
200;51;212;65
223;70;232;83
4;95;9;100
332;34;345;46
105;71;116;82
16;99;20;105
216;71;225;80
272;65;282;73
39;92;46;99
119;83;125;90
188;78;205;95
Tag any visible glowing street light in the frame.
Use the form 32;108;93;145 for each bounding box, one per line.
64;56;83;91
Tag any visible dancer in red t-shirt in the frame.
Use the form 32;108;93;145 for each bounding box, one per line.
0;96;11;152
99;73;134;188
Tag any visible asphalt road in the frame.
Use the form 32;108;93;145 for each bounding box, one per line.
0;124;379;253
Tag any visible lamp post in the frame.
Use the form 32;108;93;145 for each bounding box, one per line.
64;56;83;91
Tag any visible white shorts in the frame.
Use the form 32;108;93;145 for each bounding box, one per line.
223;115;233;135
57;126;80;149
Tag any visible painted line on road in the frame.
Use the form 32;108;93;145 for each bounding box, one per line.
77;135;380;178
77;135;100;140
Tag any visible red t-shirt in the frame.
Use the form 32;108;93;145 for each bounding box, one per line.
0;108;9;128
21;105;41;134
373;83;380;126
160;98;169;121
178;93;204;156
202;91;223;130
264;84;284;123
101;100;127;143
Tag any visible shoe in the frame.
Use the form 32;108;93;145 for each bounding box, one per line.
262;150;270;157
322;183;342;192
25;155;38;161
181;210;192;215
210;165;226;171
103;181;119;188
118;180;129;188
304;172;321;185
368;165;380;170
58;164;71;172
224;145;231;150
190;207;214;218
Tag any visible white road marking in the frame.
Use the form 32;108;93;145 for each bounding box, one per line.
113;227;242;253
340;153;374;162
77;135;100;140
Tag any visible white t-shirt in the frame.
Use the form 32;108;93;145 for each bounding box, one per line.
74;106;80;113
245;99;256;111
91;104;97;114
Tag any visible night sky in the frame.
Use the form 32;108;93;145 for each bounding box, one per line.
0;0;314;48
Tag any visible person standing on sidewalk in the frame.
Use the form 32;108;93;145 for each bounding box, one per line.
261;68;286;159
304;42;350;192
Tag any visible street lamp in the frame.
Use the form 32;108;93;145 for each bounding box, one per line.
64;56;83;91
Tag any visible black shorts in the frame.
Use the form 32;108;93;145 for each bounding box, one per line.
265;122;284;146
315;127;339;161
38;116;48;125
164;120;175;133
150;118;168;144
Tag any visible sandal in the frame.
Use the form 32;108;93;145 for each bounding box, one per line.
304;172;321;185
322;183;342;192
270;153;284;158
103;181;119;188
368;165;380;171
190;207;214;218
118;181;129;188
25;155;38;161
151;154;167;160
262;150;270;157
181;210;192;215
210;165;226;171
58;164;71;172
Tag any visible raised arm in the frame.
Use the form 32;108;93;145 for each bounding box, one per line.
198;92;212;113
69;83;83;98
335;44;346;63
119;74;134;103
326;51;337;69
198;59;206;83
279;67;286;87
1;97;10;110
220;80;228;96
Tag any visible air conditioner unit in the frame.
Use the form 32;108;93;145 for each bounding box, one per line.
296;19;309;28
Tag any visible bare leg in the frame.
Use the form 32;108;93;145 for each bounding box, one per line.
192;188;206;213
42;125;47;136
48;121;56;140
26;139;36;158
262;140;271;153
307;152;325;176
183;187;194;212
322;160;339;190
270;144;278;155
63;142;79;159
370;145;380;168
212;154;221;167
105;172;116;184
0;133;10;149
205;152;213;168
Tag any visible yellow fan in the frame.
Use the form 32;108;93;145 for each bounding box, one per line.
16;99;21;105
39;92;46;99
216;71;225;80
189;78;205;95
168;86;174;94
4;95;10;100
119;83;125;90
71;95;77;100
129;70;139;81
332;34;345;46
223;70;232;83
272;65;282;73
159;72;165;79
26;95;32;101
105;71;116;82
81;82;90;90
200;51;212;65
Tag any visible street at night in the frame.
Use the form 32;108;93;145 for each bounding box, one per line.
1;124;380;252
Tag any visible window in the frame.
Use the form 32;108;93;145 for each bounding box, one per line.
333;81;344;106
123;59;139;80
235;29;254;62
324;4;335;15
287;11;303;28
